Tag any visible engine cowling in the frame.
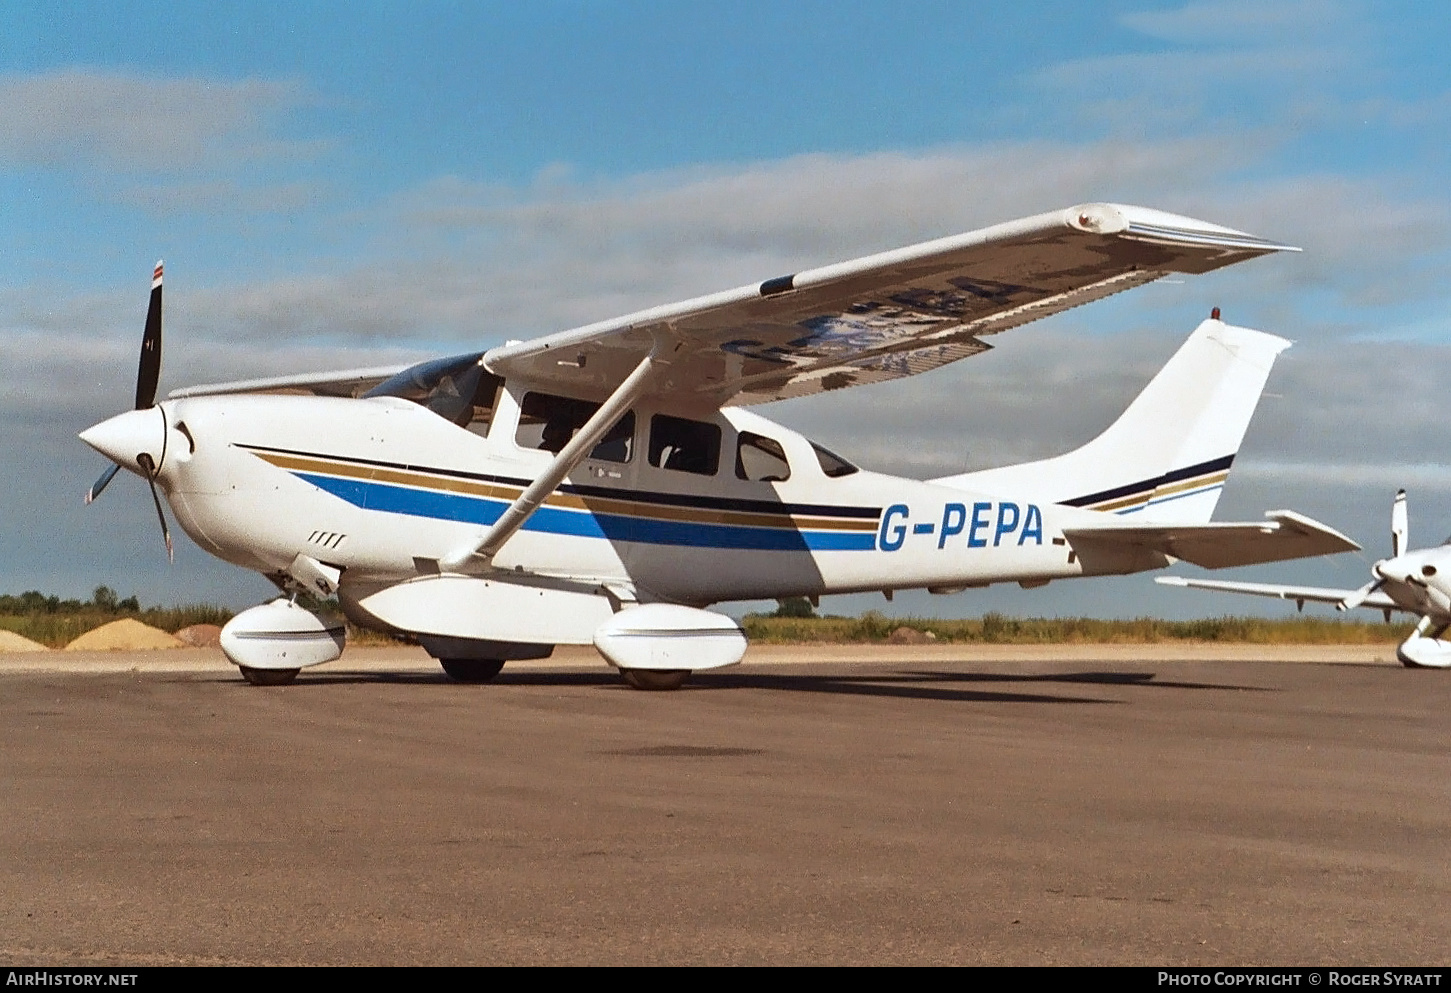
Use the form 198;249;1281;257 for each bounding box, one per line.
593;604;747;672
220;599;346;670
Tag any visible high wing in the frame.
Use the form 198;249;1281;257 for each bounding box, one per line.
170;364;408;399
164;203;1291;405
484;202;1296;407
1154;576;1403;611
1064;510;1360;570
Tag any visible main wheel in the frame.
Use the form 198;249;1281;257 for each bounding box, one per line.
439;658;506;683
620;668;689;691
239;666;299;686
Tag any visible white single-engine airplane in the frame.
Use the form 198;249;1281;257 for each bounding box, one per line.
1159;490;1451;668
80;203;1359;689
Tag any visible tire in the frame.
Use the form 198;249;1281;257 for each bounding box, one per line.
620;668;689;691
439;658;506;683
239;666;299;686
1397;650;1432;669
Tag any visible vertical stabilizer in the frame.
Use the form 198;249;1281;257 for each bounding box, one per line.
932;318;1290;523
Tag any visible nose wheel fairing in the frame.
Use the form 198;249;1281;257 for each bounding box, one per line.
219;599;346;672
1397;623;1451;668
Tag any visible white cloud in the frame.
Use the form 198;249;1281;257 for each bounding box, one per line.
5;131;1448;486
0;69;319;172
66;139;1433;358
1025;1;1451;155
396;141;1240;258
116;179;327;216
1120;0;1354;45
106;141;1238;344
1236;460;1451;491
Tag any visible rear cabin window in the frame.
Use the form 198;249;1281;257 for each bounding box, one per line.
649;414;721;476
810;441;859;478
735;432;791;482
364;353;500;436
515;392;634;463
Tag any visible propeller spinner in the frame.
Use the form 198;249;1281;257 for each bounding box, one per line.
79;261;174;561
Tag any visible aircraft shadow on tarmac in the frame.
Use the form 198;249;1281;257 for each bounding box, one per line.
203;666;1272;705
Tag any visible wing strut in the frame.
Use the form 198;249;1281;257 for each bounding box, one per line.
439;340;665;572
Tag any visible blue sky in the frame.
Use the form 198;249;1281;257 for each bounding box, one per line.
4;1;1451;619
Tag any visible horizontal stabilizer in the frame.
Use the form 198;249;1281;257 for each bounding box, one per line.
1154;576;1402;611
1064;510;1359;570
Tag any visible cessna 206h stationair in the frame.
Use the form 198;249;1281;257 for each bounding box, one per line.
80;203;1358;688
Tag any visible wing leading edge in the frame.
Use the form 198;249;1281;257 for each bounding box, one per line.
485;202;1297;407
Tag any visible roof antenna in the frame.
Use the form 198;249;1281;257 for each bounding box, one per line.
1211;306;1221;320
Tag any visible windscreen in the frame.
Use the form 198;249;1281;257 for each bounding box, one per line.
364;352;500;430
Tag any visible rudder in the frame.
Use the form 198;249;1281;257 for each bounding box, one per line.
932;318;1290;523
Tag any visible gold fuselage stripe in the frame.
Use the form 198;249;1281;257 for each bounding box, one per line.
253;450;879;532
1083;471;1229;513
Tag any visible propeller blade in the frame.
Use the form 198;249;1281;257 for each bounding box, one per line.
1338;578;1383;612
136;452;174;563
85;463;121;505
1391;489;1408;559
135;260;163;410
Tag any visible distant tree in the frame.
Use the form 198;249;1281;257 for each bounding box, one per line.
773;597;816;618
18;591;57;613
92;586;118;611
118;595;140;612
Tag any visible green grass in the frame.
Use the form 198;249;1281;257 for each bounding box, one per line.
0;587;1416;649
0;606;411;649
740;611;1415;645
0;605;234;648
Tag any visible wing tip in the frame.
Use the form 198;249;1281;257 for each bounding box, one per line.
1264;509;1362;552
1077;203;1300;253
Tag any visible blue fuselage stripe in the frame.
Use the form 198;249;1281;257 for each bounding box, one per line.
297;472;877;552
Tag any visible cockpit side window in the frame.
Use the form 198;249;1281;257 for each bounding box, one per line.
515;392;634;463
649;414;721;476
810;440;859;478
736;432;791;482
